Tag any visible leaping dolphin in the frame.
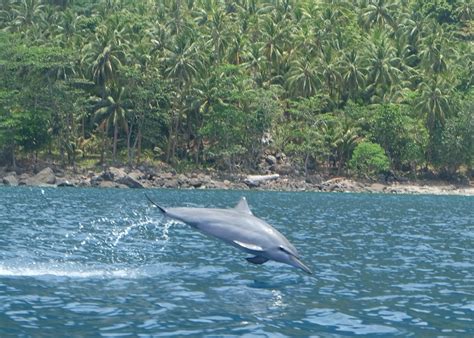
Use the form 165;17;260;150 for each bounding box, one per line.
146;195;312;274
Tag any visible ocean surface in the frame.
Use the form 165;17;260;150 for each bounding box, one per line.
0;187;473;336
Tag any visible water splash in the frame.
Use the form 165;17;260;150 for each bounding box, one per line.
0;263;137;279
0;261;178;279
0;195;175;279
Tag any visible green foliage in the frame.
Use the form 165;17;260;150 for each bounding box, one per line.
431;100;474;175
14;109;52;153
199;67;280;170
411;0;458;24
349;141;390;177
274;97;328;173
0;1;471;178
370;104;426;170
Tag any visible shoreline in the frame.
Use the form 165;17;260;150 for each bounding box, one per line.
1;166;473;196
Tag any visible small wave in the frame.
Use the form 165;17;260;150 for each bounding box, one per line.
304;308;399;335
0;261;179;279
0;265;138;279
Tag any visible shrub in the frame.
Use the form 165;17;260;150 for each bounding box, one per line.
349;141;390;177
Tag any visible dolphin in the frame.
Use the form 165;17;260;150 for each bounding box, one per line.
146;195;312;274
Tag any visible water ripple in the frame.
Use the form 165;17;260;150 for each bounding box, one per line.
0;187;473;336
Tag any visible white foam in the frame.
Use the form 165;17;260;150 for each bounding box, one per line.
0;261;177;279
0;264;138;279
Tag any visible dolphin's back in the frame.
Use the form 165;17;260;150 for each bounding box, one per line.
146;196;311;274
166;207;296;254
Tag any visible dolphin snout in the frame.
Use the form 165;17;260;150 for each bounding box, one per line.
289;255;312;275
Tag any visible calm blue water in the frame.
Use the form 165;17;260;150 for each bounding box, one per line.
0;187;473;336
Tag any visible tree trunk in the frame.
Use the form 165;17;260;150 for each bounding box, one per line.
304;153;309;177
136;128;142;165
113;123;118;164
166;109;176;163
127;124;132;167
100;127;106;166
11;143;16;171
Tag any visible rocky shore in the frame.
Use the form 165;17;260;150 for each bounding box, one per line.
1;165;473;196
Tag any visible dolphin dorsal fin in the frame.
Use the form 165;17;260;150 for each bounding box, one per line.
234;197;252;215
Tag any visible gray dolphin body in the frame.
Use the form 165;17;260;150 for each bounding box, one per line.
147;196;312;274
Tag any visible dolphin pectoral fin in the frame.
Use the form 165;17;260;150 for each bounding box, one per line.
234;197;253;215
234;240;263;251
246;256;269;265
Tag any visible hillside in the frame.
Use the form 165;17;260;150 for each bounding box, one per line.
0;0;472;182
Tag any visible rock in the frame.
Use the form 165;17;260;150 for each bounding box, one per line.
161;172;174;180
305;175;323;185
276;152;286;161
2;174;18;186
18;173;30;185
164;179;179;188
90;175;103;186
117;175;144;189
265;155;277;165
177;174;189;185
56;178;75;187
275;164;294;175
26;167;56;186
208;180;229;190
99;180;128;188
100;171;114;181
369;183;386;193
78;179;91;187
128;169;144;180
189;178;202;188
102;167;126;181
244;174;280;187
200;174;212;185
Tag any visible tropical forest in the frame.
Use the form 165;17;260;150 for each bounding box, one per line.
0;0;472;182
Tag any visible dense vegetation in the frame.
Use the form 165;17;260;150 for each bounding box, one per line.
0;0;472;180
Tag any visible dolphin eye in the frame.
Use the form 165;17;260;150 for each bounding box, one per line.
278;246;291;254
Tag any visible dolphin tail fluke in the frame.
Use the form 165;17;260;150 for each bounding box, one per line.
145;194;167;213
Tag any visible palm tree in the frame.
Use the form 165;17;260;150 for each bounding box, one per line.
56;9;79;49
195;3;230;64
161;33;203;87
94;86;130;163
364;32;402;103
316;1;353;51
317;48;342;102
259;15;287;77
82;21;129;98
186;70;226;163
339;49;366;101
227;31;248;65
286;57;320;98
242;43;268;86
416;78;451;133
415;77;452;163
333;123;359;174
397;11;425;61
454;0;473;22
361;0;397;30
418;24;454;75
10;0;44;31
160;33;205;162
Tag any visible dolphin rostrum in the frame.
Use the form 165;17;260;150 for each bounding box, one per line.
146;195;312;274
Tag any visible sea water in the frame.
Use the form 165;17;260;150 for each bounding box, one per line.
0;187;473;336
